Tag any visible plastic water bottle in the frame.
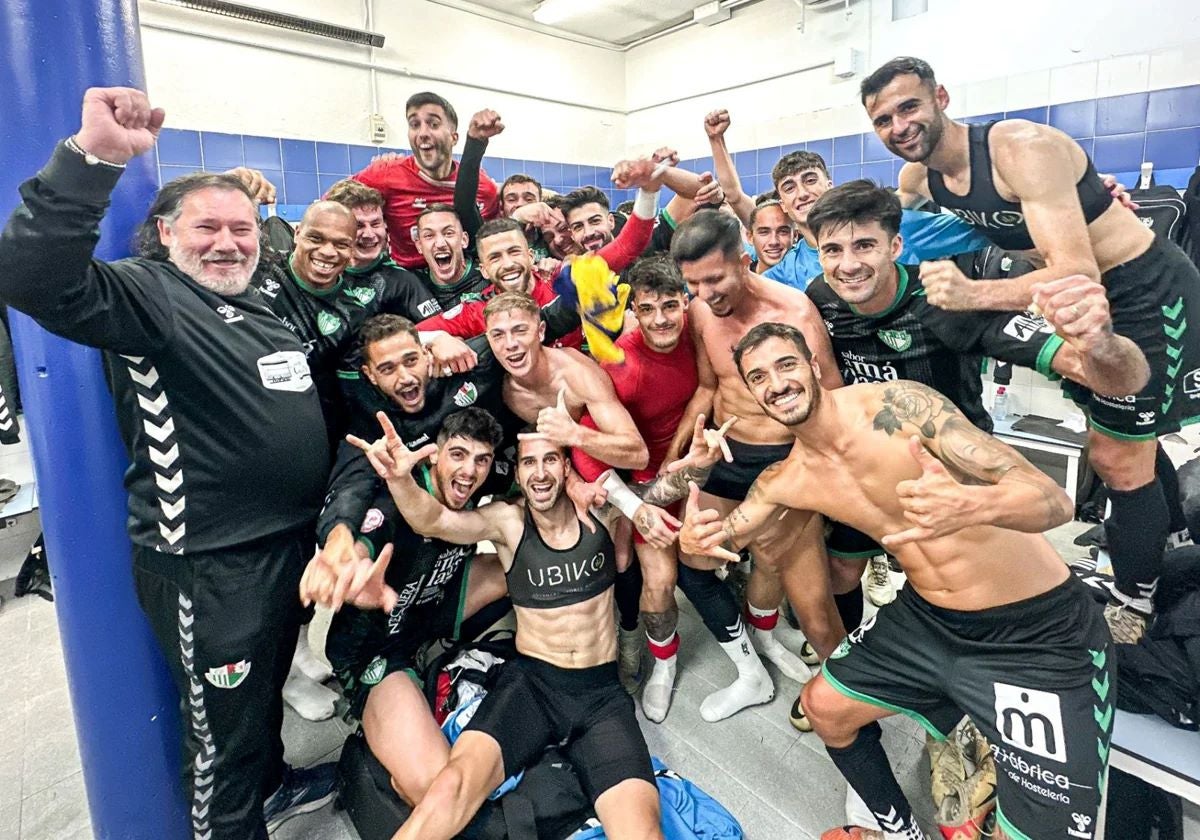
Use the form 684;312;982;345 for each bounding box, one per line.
991;385;1009;423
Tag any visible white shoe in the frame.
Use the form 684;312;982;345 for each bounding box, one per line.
641;657;676;723
751;626;814;684
799;640;820;666
864;556;896;607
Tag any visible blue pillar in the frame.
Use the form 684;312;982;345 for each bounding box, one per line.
0;2;189;837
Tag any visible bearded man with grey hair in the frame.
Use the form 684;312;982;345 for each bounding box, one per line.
0;87;336;839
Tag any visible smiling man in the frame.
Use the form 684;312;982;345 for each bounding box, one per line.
353;92;499;269
860;55;1200;643
413;203;488;312
679;322;1113;840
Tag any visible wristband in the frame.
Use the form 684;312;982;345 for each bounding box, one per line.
65;136;127;170
600;472;643;519
633;188;658;220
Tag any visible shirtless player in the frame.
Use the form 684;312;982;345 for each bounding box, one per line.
667;209;843;722
346;408;730;840
860;55;1200;642
681;322;1112;840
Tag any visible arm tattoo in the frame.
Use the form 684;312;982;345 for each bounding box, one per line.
873;382;955;438
634;460;717;507
933;416;1067;530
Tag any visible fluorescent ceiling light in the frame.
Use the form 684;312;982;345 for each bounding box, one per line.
532;0;595;26
151;0;385;47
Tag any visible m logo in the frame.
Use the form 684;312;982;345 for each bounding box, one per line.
453;382;478;407
205;660;251;689
876;329;912;352
993;682;1067;762
317;310;342;336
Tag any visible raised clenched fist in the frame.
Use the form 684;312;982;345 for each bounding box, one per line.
468;109;505;141
73;87;165;165
704;109;731;139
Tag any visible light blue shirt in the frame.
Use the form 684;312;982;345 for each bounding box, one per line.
764;209;990;291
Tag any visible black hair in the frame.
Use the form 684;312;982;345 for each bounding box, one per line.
669;208;744;265
358;313;420;356
415;202;461;230
771;150;830;187
438;407;503;448
748;199;790;228
860;56;938;105
135;172;260;260
560;185;610;216
615;200;636;216
405;91;459;130
627;254;687;298
502;174;542;197
806;179;902;241
733;322;812;377
476;216;525;245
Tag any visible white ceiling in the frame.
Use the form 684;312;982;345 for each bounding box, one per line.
456;0;719;46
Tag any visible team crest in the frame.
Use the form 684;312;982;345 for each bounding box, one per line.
877;329;912;352
830;638;852;660
317;310;342;336
346;286;377;307
205;660;251;689
453;382;478;407
361;656;387;686
361;507;385;533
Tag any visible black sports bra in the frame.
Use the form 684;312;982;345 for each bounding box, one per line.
506;507;615;609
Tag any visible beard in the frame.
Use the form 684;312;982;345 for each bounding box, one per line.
169;240;258;296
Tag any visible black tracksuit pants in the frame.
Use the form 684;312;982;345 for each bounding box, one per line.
133;525;310;840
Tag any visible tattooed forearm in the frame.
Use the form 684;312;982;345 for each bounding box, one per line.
936;415;1022;485
873;381;956;437
938;416;1071;529
635;462;716;506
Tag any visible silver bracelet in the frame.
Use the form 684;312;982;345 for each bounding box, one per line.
65;135;127;170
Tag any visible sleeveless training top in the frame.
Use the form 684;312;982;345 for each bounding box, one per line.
507;507;616;609
927;121;1112;251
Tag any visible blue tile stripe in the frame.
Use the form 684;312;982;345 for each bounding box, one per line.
156;83;1200;207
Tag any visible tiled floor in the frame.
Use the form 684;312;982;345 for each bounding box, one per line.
1;522;1196;839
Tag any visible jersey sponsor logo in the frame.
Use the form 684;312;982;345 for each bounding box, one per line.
360;656;387;686
361;507;385;533
1002;313;1054;342
453;382;478;407
840;350;898;383
346;286;377;307
256;351;313;393
413;198;428;210
876;329;912;352
1183;368;1200;396
259;277;281;298
442;303;465;320
948;207;1026;231
205;660;251;689
216;303;244;324
993;682;1067;762
317;310;342;336
989;742;1083;805
417;299;441;318
526;552;606;589
1094;392;1136;411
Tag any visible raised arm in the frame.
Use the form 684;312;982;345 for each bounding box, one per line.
0;86;175;354
704;109;756;226
349;411;509;545
454;110;504;244
871;381;1073;548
